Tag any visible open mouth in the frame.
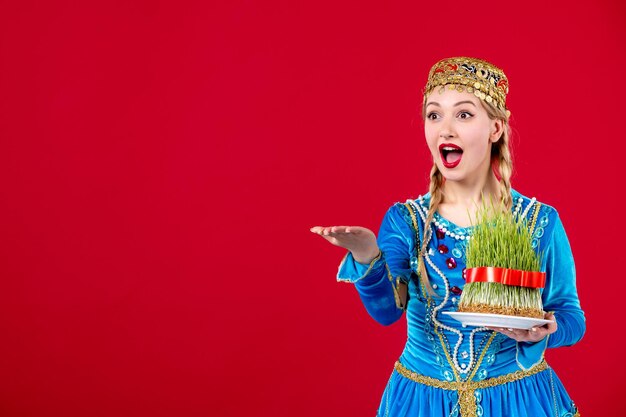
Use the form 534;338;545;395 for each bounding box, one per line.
439;143;463;168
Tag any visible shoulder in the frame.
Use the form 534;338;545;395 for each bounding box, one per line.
385;193;432;231
377;197;430;238
383;200;417;228
511;188;563;251
511;188;559;221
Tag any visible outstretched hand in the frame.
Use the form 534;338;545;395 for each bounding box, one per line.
310;225;379;264
487;312;557;343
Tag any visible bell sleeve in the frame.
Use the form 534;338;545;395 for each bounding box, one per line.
541;212;586;348
336;203;414;326
516;209;586;369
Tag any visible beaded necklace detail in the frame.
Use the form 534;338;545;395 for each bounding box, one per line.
409;198;485;375
407;194;530;376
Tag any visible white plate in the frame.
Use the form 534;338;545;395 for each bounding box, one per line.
442;311;554;330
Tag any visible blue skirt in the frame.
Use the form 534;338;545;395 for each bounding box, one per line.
377;363;579;417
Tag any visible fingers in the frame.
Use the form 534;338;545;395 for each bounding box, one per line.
310;225;376;253
310;226;353;236
486;326;517;338
486;312;560;342
498;328;523;338
486;326;516;333
309;226;357;251
486;326;548;342
543;312;558;334
309;226;323;234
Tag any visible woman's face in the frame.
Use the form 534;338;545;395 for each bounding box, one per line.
424;87;502;185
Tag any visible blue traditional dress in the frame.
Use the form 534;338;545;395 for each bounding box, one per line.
337;189;585;417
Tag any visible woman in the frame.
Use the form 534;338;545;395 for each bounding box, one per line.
311;57;585;417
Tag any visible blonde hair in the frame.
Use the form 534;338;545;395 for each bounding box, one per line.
417;91;513;296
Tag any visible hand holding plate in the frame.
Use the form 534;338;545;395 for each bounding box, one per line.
487;312;557;342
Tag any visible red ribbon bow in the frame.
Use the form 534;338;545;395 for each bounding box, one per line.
464;267;546;289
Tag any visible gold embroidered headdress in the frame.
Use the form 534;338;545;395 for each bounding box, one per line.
423;57;510;117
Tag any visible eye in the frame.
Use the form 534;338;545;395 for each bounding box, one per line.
458;111;474;119
426;112;439;120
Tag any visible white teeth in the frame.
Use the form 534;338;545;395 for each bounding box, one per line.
442;147;461;151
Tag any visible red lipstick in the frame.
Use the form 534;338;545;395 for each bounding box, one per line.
439;143;463;168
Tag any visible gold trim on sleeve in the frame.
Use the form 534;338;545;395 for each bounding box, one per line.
336;250;382;283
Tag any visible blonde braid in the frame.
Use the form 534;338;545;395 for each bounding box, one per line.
418;163;444;296
484;103;513;212
457;93;514;212
495;132;513;211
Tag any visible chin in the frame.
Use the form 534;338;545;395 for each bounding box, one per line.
436;164;463;181
441;172;465;182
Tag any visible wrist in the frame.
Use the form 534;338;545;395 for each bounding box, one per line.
353;248;381;265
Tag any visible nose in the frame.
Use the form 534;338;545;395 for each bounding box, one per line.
439;123;456;139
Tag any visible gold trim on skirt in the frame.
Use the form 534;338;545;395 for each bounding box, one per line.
393;360;551;417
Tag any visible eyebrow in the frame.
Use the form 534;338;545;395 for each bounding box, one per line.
426;100;476;108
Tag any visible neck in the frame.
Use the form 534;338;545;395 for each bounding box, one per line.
440;171;502;208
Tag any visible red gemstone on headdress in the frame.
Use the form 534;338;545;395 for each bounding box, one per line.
451;286;462;295
434;67;445;74
446;64;458;71
438;244;449;255
436;229;445;239
446;258;457;269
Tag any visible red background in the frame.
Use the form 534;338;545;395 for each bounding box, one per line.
1;1;624;416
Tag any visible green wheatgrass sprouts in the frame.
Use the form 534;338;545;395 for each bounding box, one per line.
458;201;545;318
